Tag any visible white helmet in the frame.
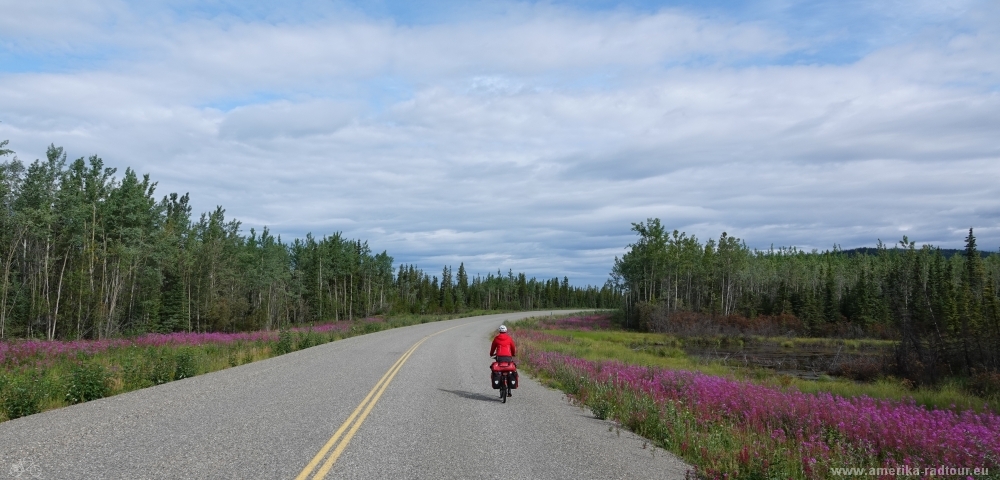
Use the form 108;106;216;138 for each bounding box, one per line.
498;325;508;333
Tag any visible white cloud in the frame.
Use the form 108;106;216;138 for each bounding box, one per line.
1;1;998;286
219;99;362;140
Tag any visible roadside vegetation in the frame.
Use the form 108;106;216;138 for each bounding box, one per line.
0;312;487;422
514;314;1000;479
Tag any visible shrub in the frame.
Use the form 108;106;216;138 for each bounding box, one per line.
588;383;617;420
122;353;153;390
66;362;110;404
174;348;196;380
2;375;41;419
352;322;383;335
148;351;174;385
296;331;316;350
274;329;293;355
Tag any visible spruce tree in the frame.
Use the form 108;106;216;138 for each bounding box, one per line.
456;263;468;310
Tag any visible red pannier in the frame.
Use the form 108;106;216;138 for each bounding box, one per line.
490;361;519;389
491;361;517;373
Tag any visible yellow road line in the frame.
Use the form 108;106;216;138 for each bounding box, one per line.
296;322;471;480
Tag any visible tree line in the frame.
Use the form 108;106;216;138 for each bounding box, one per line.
0;143;615;340
612;218;1000;380
392;264;618;315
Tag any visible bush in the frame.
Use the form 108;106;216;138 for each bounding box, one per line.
2;375;41;419
588;383;617;420
296;331;316;350
120;351;156;389
351;322;383;336
274;329;293;355
66;362;110;404
174;348;196;380
149;351;174;385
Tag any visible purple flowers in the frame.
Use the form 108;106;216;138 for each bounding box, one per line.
0;321;358;368
515;314;1000;477
527;351;1000;469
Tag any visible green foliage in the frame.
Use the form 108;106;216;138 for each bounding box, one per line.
296;330;322;350
148;351;175;385
121;352;153;389
2;375;41;419
66;362;110;404
274;329;293;355
0;139;13;157
588;382;617;420
349;321;384;336
173;348;196;380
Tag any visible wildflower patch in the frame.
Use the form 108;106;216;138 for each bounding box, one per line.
513;314;1000;479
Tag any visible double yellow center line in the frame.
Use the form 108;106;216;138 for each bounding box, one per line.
295;323;469;480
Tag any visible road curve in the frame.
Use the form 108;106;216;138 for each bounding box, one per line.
1;311;691;479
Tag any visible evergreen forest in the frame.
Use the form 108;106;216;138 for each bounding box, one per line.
612;218;1000;382
0;143;615;340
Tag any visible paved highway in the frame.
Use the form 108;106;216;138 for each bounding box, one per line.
0;311;690;479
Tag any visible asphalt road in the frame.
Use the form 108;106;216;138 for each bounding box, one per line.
0;311;691;479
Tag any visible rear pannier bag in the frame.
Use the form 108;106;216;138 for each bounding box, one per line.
491;370;502;389
508;371;519;389
492;361;517;372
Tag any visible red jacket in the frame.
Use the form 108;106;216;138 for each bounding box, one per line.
490;332;516;357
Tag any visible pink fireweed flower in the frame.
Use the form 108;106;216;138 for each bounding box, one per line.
0;321;353;368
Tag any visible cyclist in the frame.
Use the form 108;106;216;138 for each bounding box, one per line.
490;325;517;361
490;325;517;396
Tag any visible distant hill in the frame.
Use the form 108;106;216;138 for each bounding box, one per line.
842;247;996;259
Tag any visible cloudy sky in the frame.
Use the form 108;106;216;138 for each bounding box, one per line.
1;0;998;286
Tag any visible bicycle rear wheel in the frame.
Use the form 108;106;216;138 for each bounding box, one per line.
500;378;507;403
